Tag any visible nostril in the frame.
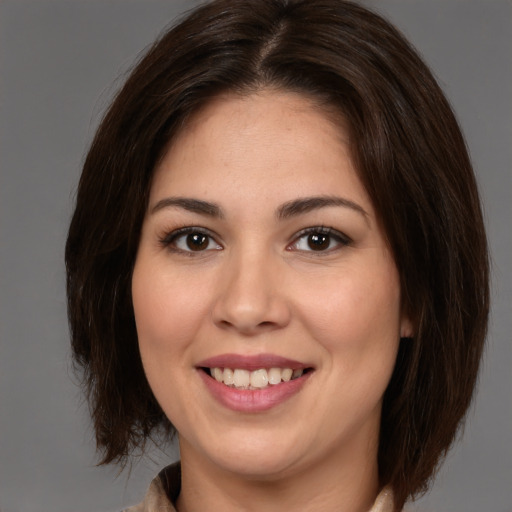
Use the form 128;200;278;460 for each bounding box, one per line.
215;317;284;335
211;281;292;333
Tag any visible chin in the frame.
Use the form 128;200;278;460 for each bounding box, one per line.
213;452;302;481
184;429;308;481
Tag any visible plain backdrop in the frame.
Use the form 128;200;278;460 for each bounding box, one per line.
0;1;510;511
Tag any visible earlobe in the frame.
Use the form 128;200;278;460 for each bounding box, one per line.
400;315;414;339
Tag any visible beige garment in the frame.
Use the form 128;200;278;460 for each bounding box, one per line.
124;462;396;512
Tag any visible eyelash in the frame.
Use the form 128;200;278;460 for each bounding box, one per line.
158;226;221;256
289;226;352;253
158;226;352;255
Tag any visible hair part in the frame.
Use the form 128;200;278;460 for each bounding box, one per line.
66;1;489;509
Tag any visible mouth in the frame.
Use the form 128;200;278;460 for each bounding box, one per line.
196;354;314;411
202;366;313;390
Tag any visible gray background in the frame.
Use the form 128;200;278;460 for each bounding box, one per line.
0;1;510;511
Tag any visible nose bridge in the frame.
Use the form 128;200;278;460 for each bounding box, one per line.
212;242;290;334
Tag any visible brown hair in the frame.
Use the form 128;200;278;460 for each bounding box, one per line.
65;1;489;509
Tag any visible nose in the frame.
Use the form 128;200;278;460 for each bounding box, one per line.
212;249;291;335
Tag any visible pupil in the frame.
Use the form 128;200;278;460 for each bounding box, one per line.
308;233;329;251
186;233;208;251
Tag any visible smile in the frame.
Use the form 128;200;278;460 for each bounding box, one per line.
197;354;314;412
209;367;305;389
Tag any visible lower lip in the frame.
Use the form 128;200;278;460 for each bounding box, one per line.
198;369;311;413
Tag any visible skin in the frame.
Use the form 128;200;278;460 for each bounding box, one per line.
132;90;412;512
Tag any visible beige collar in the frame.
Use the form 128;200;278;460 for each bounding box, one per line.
125;463;396;512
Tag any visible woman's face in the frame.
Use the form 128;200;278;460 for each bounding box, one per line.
132;91;411;481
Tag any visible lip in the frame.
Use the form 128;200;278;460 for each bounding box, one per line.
198;369;311;412
196;353;313;413
196;353;310;371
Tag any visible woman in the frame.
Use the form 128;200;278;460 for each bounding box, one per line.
65;1;489;511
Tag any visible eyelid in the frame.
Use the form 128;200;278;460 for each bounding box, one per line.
158;225;350;254
158;226;222;253
288;226;352;252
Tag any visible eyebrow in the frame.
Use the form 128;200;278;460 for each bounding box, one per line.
150;195;368;223
276;196;369;222
151;197;224;218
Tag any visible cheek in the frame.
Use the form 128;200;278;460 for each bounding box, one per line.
294;258;402;365
131;260;214;423
131;260;208;359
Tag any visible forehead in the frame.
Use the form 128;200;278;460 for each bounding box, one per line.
150;90;371;215
176;89;349;150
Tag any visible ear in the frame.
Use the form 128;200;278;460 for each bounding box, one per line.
400;314;414;339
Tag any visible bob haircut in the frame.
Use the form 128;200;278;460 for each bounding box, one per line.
65;0;489;510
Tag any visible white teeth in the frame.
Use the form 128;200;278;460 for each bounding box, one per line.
223;367;234;385
209;367;306;389
233;369;250;388
213;367;223;382
268;367;282;385
281;368;293;382
250;369;268;388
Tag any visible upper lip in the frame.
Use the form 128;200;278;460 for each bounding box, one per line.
196;353;312;371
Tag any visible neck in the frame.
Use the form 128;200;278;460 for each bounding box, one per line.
176;436;380;512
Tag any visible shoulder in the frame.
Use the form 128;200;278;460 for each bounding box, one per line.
122;462;181;512
371;487;396;512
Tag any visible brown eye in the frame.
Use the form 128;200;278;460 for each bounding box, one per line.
186;233;209;251
307;233;330;251
290;228;351;253
163;228;222;253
